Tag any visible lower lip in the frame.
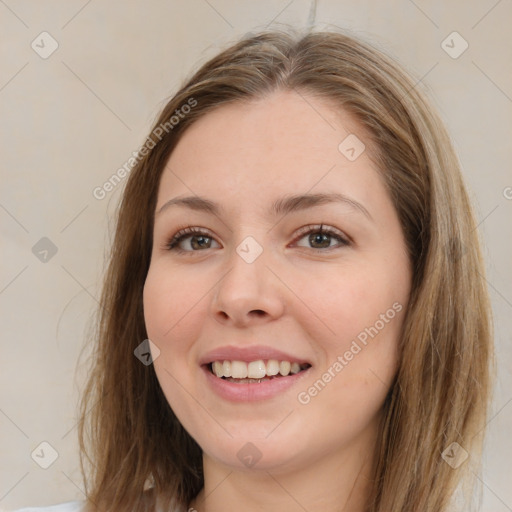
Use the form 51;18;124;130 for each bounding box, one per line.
202;365;311;402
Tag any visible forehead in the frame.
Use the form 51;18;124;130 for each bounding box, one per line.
157;90;382;213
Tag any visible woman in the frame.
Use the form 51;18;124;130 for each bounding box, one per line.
18;28;493;512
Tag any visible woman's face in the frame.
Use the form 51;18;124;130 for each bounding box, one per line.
143;90;412;473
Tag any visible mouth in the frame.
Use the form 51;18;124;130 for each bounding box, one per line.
207;359;312;384
200;345;313;401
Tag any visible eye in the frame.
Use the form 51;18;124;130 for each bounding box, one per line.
164;224;350;254
292;224;350;251
165;227;220;253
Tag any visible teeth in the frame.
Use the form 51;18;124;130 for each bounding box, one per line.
279;361;291;376
248;360;266;379
210;359;308;379
290;362;301;374
212;361;223;377
231;360;248;379
222;360;231;378
266;359;280;376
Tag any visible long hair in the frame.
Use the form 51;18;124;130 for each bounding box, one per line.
78;28;494;511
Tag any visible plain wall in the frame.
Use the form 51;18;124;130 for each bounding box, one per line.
1;0;511;510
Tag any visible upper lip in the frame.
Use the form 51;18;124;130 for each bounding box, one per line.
200;345;311;366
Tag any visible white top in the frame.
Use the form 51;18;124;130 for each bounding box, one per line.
10;501;84;512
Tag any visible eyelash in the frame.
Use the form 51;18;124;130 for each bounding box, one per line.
164;224;351;254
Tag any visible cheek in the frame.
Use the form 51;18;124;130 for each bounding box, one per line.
143;265;206;421
295;260;407;408
293;260;406;347
142;264;207;409
143;263;205;343
294;275;403;439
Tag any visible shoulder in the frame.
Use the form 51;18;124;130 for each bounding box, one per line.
9;501;85;512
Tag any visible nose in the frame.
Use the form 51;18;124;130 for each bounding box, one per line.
210;242;285;328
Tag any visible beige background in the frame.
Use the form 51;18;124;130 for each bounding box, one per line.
1;0;511;510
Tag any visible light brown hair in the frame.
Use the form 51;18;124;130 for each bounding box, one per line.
78;28;494;511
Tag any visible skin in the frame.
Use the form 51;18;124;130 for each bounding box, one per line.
143;90;412;511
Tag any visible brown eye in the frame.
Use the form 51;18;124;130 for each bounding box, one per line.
166;228;220;252
308;232;333;249
293;225;350;251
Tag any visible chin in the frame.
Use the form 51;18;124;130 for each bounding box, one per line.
203;437;304;473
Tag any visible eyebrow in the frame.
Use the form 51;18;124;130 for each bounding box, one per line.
156;192;372;220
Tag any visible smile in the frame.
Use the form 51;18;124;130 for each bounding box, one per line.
209;359;311;382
